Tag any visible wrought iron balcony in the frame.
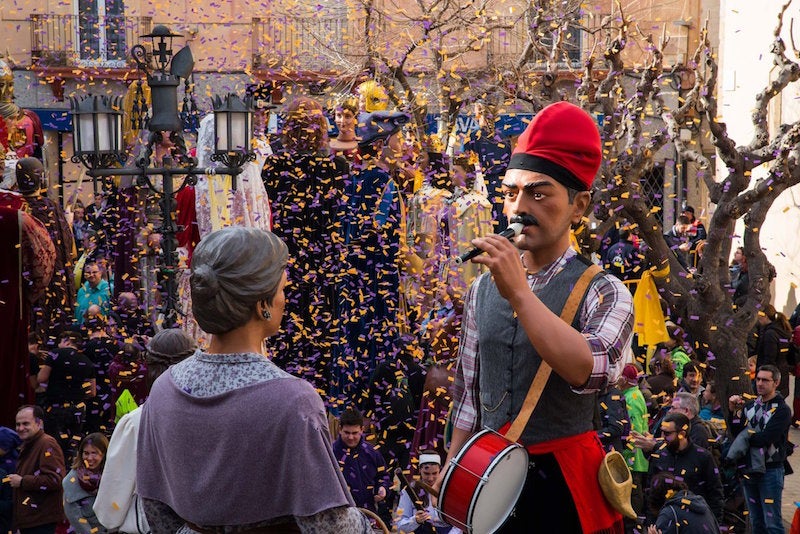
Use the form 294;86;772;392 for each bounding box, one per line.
251;14;381;74
30;13;152;68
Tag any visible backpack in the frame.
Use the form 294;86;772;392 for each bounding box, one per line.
696;418;725;466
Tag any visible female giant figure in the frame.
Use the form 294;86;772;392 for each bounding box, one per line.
137;226;370;533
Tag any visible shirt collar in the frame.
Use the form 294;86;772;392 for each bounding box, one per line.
524;246;577;281
195;351;267;364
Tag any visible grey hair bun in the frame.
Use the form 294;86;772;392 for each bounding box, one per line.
191;264;220;301
190;226;288;335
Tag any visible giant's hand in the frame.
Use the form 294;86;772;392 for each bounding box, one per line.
468;233;528;302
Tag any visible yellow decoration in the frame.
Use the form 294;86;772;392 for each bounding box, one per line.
357;80;389;112
632;270;669;347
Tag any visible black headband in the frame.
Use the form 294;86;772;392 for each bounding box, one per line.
507;153;589;191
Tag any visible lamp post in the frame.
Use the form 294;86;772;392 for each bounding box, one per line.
70;25;254;328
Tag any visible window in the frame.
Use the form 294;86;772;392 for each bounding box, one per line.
76;0;126;65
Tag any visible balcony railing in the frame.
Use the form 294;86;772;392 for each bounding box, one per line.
252;14;381;73
30;13;152;68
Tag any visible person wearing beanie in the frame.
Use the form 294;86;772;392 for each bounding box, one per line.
445;101;634;533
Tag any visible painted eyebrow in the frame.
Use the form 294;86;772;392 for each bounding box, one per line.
500;180;555;192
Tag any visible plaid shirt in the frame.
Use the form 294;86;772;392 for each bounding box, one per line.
451;247;634;433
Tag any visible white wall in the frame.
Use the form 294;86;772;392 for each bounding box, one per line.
718;0;800;316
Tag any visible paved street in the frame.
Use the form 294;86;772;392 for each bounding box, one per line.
783;427;800;532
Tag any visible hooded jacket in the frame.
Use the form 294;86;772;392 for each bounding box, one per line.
647;441;724;521
654;490;720;534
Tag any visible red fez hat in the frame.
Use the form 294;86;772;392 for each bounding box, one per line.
507;102;601;191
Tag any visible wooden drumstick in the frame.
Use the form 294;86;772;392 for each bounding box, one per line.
412;479;440;498
394;468;426;511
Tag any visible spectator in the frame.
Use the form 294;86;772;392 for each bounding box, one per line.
618;364;649;520
364;334;426;474
631;392;714;459
113;292;154;342
83;315;121;433
8;405;66;534
332;407;391;514
28;333;47;404
647;354;677;402
37;328;97;461
0;458;11;534
646;412;724;523
754;304;793;399
659;321;693;379
664;215;692;269
698;382;725;421
63;433;108;534
604;227;645;283
0;427;22;474
0;426;22;530
646;472;719;534
597;384;629;454
75;261;111;326
731;247;750;305
728;364;792;534
680;206;707;249
108;342;149;409
94;329;197;534
678;361;704;399
394;450;458;533
671;392;715;452
71;204;89;255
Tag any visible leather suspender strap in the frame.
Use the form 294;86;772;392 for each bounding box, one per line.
504;264;602;443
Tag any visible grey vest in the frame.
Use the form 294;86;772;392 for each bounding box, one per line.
476;254;599;445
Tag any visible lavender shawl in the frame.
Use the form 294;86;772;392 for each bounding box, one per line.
137;372;354;525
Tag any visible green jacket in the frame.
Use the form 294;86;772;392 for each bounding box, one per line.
623;386;649;473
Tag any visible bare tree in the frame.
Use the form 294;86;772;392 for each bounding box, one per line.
502;1;800;406
351;0;518;149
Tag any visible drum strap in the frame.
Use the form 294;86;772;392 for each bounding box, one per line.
504;264;602;444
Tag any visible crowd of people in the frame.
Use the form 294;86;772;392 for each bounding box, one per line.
2;76;800;534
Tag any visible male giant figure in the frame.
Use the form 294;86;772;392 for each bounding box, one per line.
443;102;634;533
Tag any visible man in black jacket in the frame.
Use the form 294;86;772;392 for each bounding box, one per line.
647;412;724;523
728;364;792;534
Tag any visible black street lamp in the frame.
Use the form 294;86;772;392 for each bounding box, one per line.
70;25;254;329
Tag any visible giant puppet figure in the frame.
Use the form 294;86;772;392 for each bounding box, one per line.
0;58;44;161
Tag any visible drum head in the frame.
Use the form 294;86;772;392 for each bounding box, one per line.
470;444;528;533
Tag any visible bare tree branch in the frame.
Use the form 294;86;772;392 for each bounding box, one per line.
745;7;800;154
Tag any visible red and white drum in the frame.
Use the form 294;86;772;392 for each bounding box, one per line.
437;428;528;533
